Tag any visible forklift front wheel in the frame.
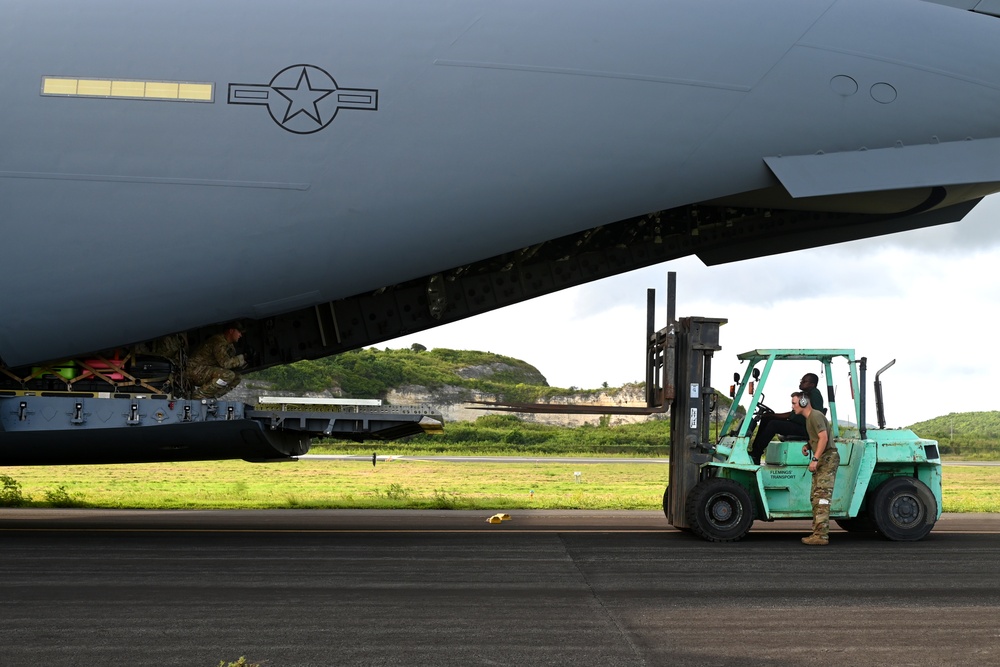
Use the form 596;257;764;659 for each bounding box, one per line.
871;477;938;542
686;478;754;542
835;515;876;533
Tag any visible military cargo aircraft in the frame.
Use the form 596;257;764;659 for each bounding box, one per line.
3;0;1000;463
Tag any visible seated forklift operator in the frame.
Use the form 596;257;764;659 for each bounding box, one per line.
749;372;826;464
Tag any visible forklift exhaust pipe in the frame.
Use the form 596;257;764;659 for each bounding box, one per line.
874;358;895;430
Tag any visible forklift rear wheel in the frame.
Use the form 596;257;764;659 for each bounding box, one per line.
686;478;754;542
871;477;937;541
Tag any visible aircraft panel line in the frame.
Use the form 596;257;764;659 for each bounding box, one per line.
796;42;1000;92
432;59;752;91
0;171;310;190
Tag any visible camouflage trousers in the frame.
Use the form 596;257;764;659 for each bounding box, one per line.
810;449;841;539
188;367;241;399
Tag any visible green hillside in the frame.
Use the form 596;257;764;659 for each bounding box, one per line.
909;411;1000;457
247;345;608;403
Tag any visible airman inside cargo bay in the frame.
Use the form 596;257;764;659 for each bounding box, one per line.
186;326;247;399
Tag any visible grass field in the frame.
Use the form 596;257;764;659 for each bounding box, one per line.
1;459;997;512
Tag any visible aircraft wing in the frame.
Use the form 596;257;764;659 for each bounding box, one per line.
765;138;1000;198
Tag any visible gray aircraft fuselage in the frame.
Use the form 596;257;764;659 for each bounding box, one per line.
4;0;1000;370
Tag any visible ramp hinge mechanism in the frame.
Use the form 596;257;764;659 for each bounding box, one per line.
71;402;85;425
126;404;141;425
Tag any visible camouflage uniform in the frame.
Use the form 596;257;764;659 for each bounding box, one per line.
186;333;244;399
805;409;839;541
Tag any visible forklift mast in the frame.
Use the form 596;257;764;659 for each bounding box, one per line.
648;274;726;528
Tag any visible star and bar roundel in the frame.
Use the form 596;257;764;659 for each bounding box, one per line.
228;65;378;134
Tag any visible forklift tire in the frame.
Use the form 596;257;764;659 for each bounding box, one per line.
871;477;937;542
685;477;754;542
835;515;876;533
662;487;692;531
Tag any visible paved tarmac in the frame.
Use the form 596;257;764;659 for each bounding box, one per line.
1;510;999;666
304;454;1000;465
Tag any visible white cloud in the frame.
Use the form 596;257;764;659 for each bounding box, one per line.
387;195;1000;427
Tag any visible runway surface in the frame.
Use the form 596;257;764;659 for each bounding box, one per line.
304;454;1000;465
2;510;999;666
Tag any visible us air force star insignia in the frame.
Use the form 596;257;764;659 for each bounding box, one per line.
227;64;378;134
275;68;333;124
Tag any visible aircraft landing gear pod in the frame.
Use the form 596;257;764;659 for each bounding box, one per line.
653;278;942;542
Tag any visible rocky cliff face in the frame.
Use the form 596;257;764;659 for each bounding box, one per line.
385;383;656;427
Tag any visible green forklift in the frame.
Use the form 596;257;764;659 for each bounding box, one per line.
658;313;942;543
475;272;942;544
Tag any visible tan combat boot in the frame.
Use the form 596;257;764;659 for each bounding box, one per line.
801;534;829;546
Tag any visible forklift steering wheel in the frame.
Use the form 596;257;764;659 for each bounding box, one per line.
755;402;774;417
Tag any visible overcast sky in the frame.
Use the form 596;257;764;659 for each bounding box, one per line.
386;195;1000;427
